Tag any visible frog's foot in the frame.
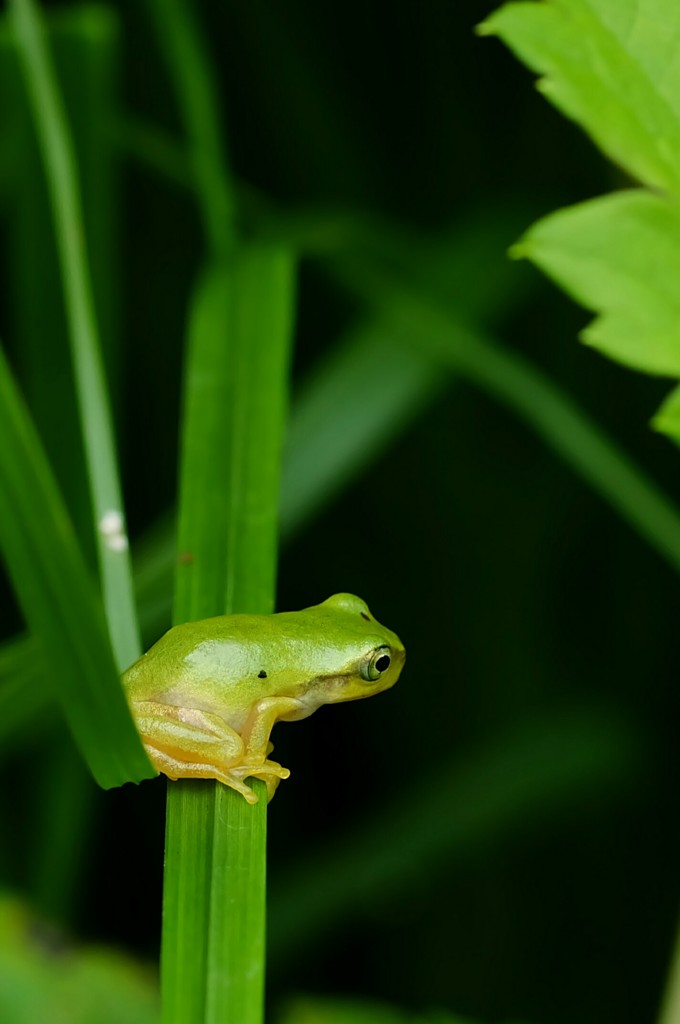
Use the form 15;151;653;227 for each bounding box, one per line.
231;758;290;782
145;745;261;804
231;759;291;804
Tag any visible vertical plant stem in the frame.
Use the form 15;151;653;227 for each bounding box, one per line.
145;6;293;1019
163;253;295;1024
9;0;140;669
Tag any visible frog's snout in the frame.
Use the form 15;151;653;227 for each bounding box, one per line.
392;642;406;671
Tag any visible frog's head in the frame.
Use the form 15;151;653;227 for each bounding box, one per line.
311;593;406;704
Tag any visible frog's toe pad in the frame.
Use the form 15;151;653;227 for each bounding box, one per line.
233;760;290;782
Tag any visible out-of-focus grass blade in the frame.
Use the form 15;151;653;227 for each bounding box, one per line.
163;250;295;1024
0;892;160;1024
0;345;154;789
0;7;121;547
0;636;52;749
269;707;637;962
28;739;95;921
8;0;140;670
145;0;234;257
281;323;443;537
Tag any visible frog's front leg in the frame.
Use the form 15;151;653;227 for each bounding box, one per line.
228;697;303;801
131;700;288;804
240;696;306;764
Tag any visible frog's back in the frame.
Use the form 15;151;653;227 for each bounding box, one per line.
122;615;264;703
122;610;305;708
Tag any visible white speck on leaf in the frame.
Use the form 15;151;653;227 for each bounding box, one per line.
99;510;128;551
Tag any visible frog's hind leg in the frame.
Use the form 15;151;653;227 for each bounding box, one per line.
132;700;288;804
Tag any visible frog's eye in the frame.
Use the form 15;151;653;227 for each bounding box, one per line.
360;646;392;682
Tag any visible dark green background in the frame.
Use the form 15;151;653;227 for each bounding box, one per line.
1;2;678;1023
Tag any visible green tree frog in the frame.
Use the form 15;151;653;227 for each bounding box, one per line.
123;593;405;803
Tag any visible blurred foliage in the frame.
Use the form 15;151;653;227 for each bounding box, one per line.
0;893;159;1024
485;0;680;442
0;2;679;1024
276;995;493;1024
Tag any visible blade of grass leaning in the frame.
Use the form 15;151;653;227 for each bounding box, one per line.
8;0;140;671
118;105;680;572
163;251;295;1024
109;106;680;575
0;343;154;788
333;256;680;577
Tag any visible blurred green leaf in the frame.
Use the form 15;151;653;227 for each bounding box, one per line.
480;0;680;198
482;1;680;444
0;344;154;789
0;893;159;1024
0;637;51;751
653;384;680;444
276;995;485;1024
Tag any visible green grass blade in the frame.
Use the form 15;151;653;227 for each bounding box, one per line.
145;0;235;257
205;786;267;1022
163;250;295;1024
8;0;140;670
175;253;294;620
161;781;215;1024
0;344;154;788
